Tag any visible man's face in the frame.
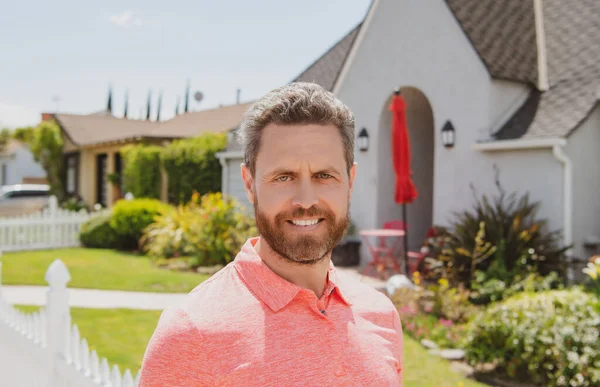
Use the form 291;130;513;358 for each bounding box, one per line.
241;124;356;265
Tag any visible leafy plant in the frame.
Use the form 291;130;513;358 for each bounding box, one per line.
106;172;120;186
80;213;123;249
0;128;10;151
396;306;467;349
463;289;600;386
583;256;600;297
110;198;172;250
422;173;568;289
121;144;163;199
61;194;89;212
27;120;65;201
141;192;256;267
162;133;226;204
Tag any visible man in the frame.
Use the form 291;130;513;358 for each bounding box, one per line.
139;82;404;386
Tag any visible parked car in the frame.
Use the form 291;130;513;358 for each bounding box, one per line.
0;184;50;217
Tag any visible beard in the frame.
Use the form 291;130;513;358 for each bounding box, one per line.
254;197;350;266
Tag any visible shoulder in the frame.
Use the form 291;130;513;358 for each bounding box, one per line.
336;270;396;314
176;263;261;328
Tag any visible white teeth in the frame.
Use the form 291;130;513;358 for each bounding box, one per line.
292;219;319;226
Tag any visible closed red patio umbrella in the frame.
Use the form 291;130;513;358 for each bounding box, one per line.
389;89;417;274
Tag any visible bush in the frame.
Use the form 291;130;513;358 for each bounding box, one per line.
162;133;226;204
422;176;568;289
80;213;122;249
141;192;256;267
110;199;171;249
470;270;563;305
392;277;478;325
463;289;600;386
121;144;163;199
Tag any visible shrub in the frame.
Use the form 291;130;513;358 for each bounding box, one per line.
422;177;568;289
583;256;600;297
463;289;600;386
391;278;478;325
142;192;256;267
61;194;89;212
397;306;467;349
80;213;122;249
162;133;226;204
110;199;171;249
121;144;163;199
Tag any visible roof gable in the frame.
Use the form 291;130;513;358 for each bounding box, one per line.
292;23;362;91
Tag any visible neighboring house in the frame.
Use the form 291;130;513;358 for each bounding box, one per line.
46;102;253;209
218;0;600;278
0;139;47;187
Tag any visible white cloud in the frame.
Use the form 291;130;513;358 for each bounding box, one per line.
109;10;152;28
0;102;40;129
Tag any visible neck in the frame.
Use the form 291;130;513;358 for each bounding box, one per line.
255;236;330;298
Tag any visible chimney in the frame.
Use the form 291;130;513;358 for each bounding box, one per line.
41;113;55;122
236;88;241;104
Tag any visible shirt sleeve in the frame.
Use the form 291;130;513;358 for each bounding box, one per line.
391;308;404;386
139;307;213;387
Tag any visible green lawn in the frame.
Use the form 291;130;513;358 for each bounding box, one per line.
1;248;208;293
14;305;485;386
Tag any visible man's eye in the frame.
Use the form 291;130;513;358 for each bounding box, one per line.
276;176;290;182
317;173;332;179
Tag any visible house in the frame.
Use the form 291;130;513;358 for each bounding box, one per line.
217;0;600;280
47;102;252;208
0;139;47;187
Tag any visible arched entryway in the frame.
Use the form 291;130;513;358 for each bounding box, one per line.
377;87;434;251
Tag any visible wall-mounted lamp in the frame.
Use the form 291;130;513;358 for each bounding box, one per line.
358;127;369;152
441;120;456;148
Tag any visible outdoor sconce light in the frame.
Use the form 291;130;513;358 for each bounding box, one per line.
358;127;369;152
441;120;456;148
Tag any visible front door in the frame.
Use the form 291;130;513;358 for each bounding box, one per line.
96;154;108;207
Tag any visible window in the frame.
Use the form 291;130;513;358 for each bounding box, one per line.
67;156;76;193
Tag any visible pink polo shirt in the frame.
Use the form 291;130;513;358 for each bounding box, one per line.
139;237;403;386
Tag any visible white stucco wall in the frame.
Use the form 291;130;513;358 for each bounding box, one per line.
566;105;600;264
334;0;564;262
0;145;46;186
224;158;251;208
488;80;531;137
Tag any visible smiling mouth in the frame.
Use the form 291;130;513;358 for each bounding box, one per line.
286;219;324;226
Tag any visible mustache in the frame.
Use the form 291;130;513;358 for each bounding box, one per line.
275;206;332;220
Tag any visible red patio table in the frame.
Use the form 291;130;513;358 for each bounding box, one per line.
359;229;405;273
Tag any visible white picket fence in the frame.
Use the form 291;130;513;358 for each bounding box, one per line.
0;260;141;386
0;196;93;252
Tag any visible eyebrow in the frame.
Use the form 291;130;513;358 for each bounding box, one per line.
263;166;343;179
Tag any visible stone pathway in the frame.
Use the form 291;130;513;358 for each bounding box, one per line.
1;266;387;310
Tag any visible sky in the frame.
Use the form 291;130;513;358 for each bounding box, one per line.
0;0;371;129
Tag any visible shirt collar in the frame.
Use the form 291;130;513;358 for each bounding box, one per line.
233;237;352;312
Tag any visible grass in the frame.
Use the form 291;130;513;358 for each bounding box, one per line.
13;305;486;386
0;248;208;293
15;305;161;373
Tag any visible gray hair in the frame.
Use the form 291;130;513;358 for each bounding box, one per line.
236;82;355;176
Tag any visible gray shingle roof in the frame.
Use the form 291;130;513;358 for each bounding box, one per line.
292;0;599;141
446;0;539;85
293;23;362;91
447;0;600;140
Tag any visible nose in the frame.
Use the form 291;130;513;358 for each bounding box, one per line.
291;178;318;209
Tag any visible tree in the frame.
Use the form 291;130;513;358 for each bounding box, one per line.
0;128;10;151
28;120;65;200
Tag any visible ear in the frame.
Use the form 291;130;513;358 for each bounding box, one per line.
348;162;357;196
240;163;255;205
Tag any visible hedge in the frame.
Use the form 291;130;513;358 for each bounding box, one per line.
121;144;163;199
162;133;226;204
